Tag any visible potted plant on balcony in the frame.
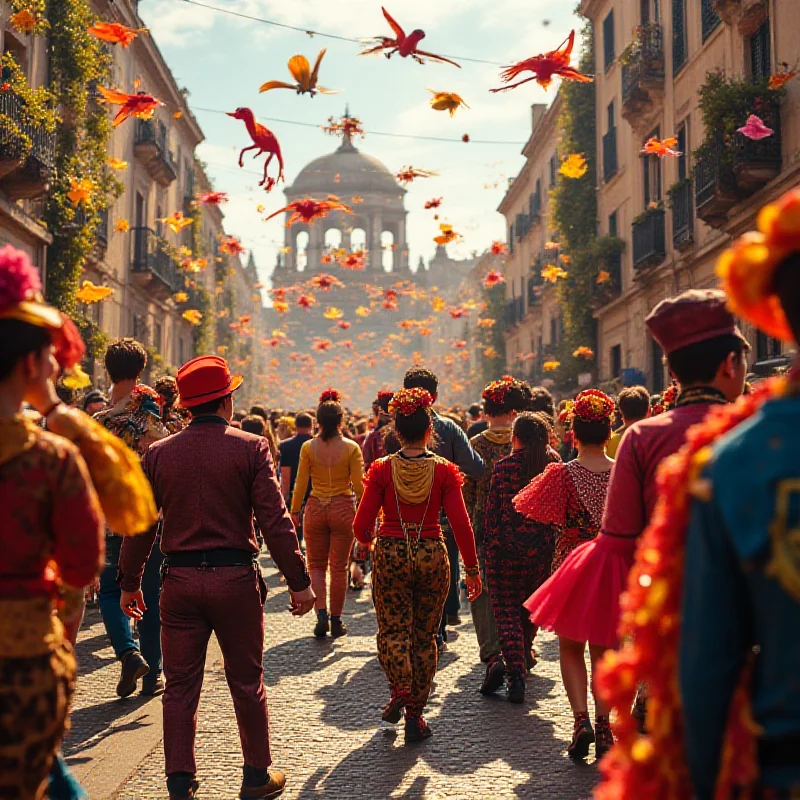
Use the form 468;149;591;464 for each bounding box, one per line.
592;236;626;307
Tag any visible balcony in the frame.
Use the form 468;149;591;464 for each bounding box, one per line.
602;127;618;181
712;0;767;34
632;208;666;270
620;24;665;125
0;92;56;200
131;227;183;297
669;180;694;250
134;120;177;187
694;139;738;228
594;251;622;307
527;272;543;307
731;104;782;192
503;297;524;328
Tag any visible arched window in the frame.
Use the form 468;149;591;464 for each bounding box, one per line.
381;231;395;272
296;231;309;271
324;228;342;251
350;227;366;252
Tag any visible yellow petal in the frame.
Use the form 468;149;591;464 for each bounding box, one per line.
61;365;92;390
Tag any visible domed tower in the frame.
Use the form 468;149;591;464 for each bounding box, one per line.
282;110;408;273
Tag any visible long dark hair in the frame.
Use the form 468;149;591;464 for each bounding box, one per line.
317;400;343;441
512;412;550;486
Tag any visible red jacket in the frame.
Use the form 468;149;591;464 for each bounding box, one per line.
119;417;309;592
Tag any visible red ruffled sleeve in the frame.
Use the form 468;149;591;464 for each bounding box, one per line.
512;461;569;527
440;461;478;569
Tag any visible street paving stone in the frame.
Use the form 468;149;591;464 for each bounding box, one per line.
67;559;600;799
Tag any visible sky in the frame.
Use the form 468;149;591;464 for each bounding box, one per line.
138;0;582;294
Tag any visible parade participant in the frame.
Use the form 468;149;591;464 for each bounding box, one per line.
402;367;484;649
483;412;556;703
466;402;487;437
595;189;800;800
82;388;108;416
118;355;314;800
249;404;280;464
362;390;393;469
514;390;615;758
95;338;169;698
279;411;313;508
463;376;528;695
291;389;364;638
154;375;190;434
0;245;155;800
353;387;482;743
606;386;649;458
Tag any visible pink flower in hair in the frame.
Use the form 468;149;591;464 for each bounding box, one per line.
0;244;41;311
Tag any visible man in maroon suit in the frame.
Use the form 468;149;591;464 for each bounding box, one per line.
119;356;314;800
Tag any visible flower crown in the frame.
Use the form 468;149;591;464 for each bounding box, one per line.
558;400;575;424
389;387;434;417
319;389;341;404
482;375;515;404
716;187;800;341
377;390;394;402
661;384;679;410
572;389;615;422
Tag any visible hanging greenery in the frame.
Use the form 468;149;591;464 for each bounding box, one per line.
549;21;598;386
42;0;122;318
188;204;214;356
476;282;507;389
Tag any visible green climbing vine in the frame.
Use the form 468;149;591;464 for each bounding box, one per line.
476;282;507;389
41;0;122;343
188;204;214;356
549;21;598;387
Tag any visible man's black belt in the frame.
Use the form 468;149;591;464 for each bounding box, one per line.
163;549;257;568
759;735;800;768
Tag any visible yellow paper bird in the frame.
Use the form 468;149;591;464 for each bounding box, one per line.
108;157;128;170
115;219;130;233
355;306;371;317
62;365;92;390
559;153;588;179
596;270;611;284
431;296;446;312
273;301;289;314
543;360;561;371
434;223;459;246
182;309;203;325
67;178;94;206
323;307;343;320
259;50;339;96
173;110;183;119
541;264;569;283
428;90;469;117
174;291;189;303
161;211;193;234
76;280;113;303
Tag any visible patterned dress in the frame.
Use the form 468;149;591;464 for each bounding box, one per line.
515;461;610;571
484;450;555;678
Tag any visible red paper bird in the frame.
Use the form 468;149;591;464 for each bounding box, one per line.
337;320;351;329
424;197;442;209
197;191;228;206
97;86;162;127
641;136;681;158
227;108;285;191
87;22;147;47
311;273;344;291
490;31;593;92
483;269;505;288
361;7;460;67
337;250;366;270
264;197;353;227
490;241;508;255
259;50;339;97
396;167;438;185
297;294;316;310
449;307;467;319
219;236;246;256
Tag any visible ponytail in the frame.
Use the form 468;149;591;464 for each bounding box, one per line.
512;412;550;486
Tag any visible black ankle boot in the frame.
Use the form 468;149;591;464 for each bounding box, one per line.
567;713;595;760
166;772;199;799
313;609;329;638
479;656;505;695
330;616;347;638
404;712;432;744
507;674;525;704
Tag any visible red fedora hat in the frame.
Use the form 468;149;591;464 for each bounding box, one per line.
177;355;243;408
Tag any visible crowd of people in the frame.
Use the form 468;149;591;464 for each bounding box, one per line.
2;187;800;800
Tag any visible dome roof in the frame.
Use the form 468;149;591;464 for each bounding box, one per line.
286;140;404;197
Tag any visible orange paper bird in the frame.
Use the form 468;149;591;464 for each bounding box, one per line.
197;191;228;205
219;236;246;256
396;167;438;184
311;273;344;291
490;30;593;92
161;211;192;234
297;294;316;310
259;50;339;96
428;90;469;117
115;219;130;233
265;197;353;227
67;177;94;206
434;223;458;246
360;7;461;68
449;307;467;319
483;269;505;288
424;197;442;209
10;9;37;33
76;280;113;303
337;320;351;329
87;22;147;47
769;63;797;90
490;241;508;255
97;86;162;127
641;136;681;158
227;108;285;191
338;251;366;270
108;157;128;170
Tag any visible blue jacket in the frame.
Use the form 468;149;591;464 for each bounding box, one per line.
680;394;800;799
431;412;484;478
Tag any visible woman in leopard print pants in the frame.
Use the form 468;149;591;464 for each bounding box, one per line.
353;387;482;744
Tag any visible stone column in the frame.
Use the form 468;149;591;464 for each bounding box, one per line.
396;216;408;271
284;213;295;271
370;213;383;271
307;222;324;273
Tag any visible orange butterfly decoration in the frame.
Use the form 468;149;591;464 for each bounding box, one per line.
87;22;148;47
259;50;340;97
490;30;593;92
360;6;461;68
641;136;681;158
97;86;162;127
265;198;353;227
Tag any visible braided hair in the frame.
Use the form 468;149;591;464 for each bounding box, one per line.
512;412;551;486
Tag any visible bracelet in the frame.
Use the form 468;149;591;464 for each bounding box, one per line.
465;565;480;578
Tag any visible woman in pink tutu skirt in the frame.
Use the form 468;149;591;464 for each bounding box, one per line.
513;389;616;760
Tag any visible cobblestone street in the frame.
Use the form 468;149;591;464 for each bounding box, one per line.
65;558;600;799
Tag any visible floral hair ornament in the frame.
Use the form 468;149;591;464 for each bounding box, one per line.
0;244;86;371
716;187;800;342
481;375;514;404
389;387;434;417
572;389;615;422
319;389;341;404
558;400;574;425
661;383;679;411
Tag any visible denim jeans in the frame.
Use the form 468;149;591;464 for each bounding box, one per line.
437;525;462;646
98;533;163;681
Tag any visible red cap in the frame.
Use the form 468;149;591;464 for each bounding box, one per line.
177;355;243;408
645;289;746;354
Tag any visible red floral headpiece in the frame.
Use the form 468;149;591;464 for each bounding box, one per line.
572;389;615;422
377;390;394;402
661;384;679;410
389;387;434;417
482;375;514;404
319;389;341;404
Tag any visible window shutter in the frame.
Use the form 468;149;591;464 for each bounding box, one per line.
603;11;615;70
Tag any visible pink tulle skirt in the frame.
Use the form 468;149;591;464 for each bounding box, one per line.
523;533;637;649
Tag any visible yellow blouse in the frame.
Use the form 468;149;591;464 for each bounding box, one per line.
290;436;364;513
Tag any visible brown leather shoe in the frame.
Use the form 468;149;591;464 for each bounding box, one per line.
239;768;286;799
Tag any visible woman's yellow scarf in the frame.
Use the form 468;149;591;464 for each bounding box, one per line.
482;428;512;446
390;453;445;505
